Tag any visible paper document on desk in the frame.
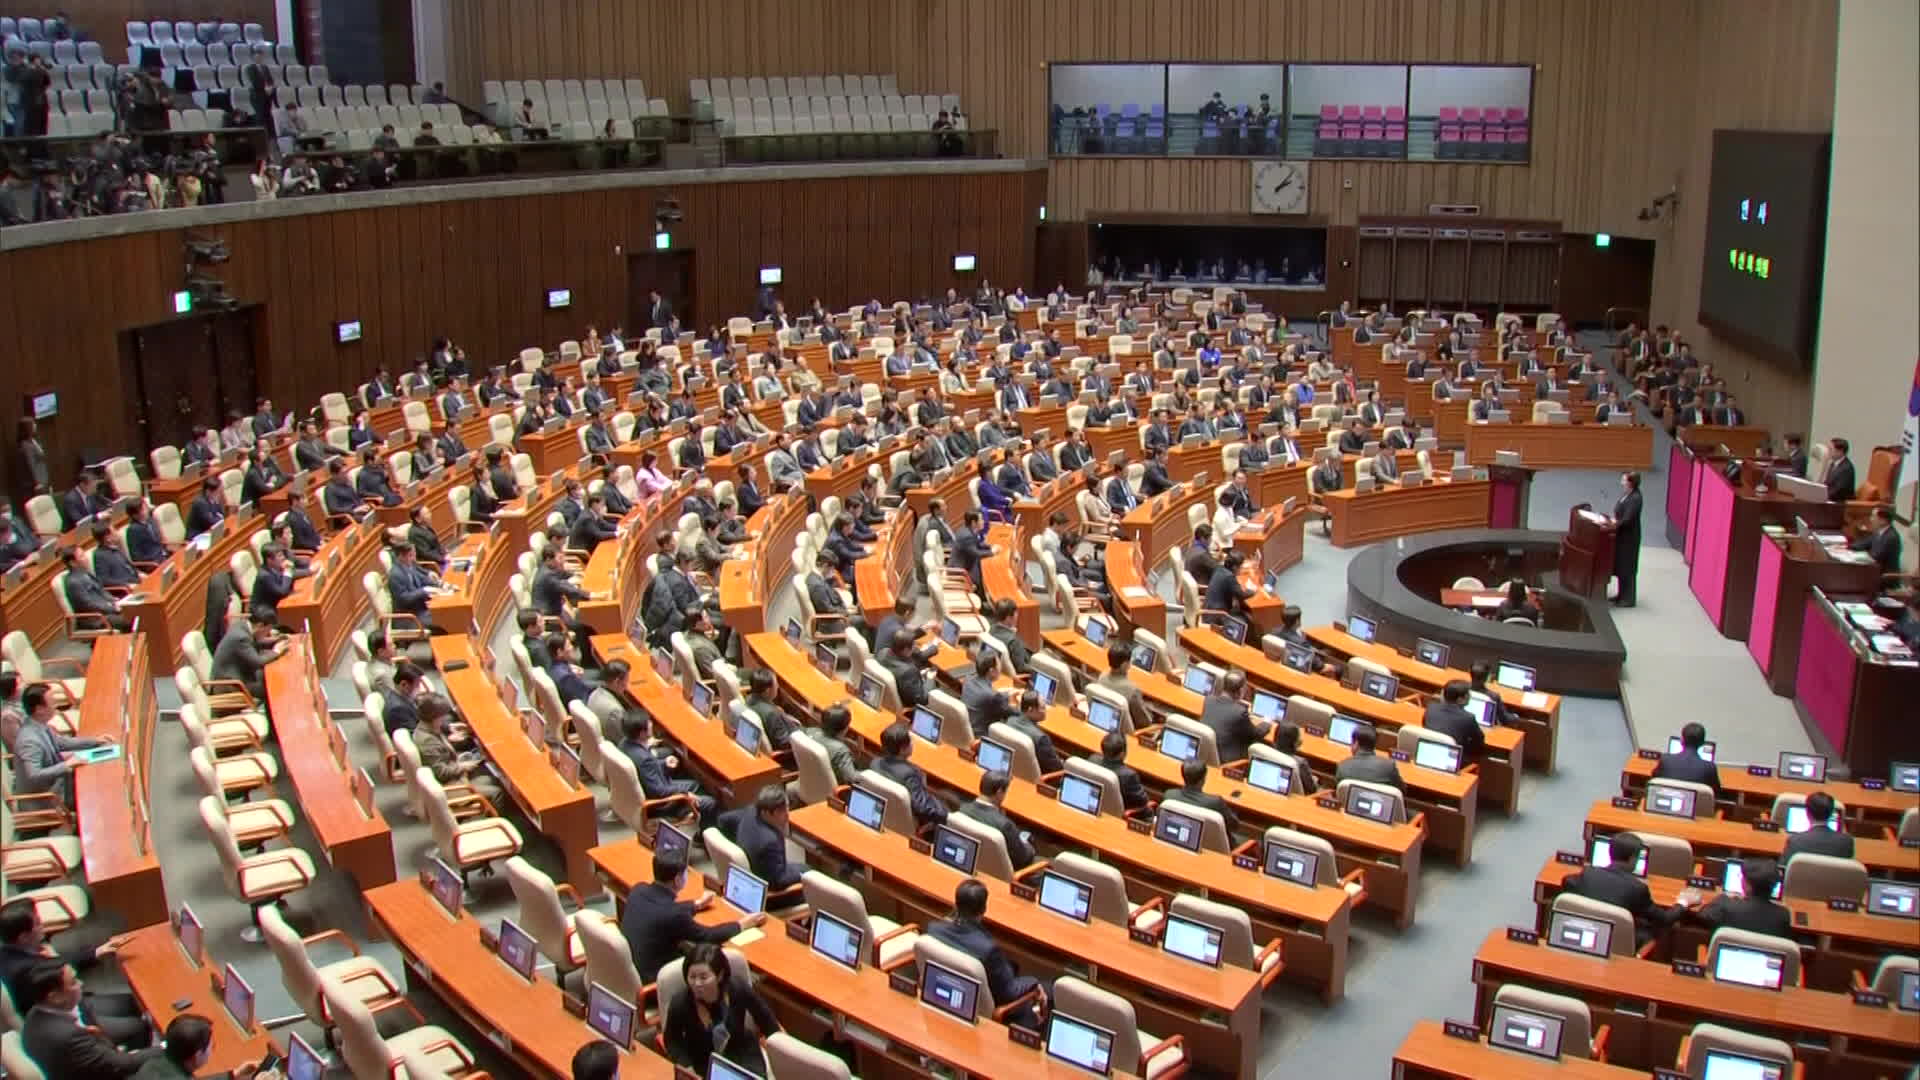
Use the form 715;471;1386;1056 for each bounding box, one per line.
729;927;765;947
1576;509;1609;526
1120;586;1153;600
1470;595;1502;608
1521;691;1548;709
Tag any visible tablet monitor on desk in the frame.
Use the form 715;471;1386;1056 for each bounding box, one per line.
919;959;981;1023
1031;670;1057;706
975;738;1014;776
1587;835;1648;876
1865;880;1917;919
1325;714;1360;746
1160;914;1224;968
1897;970;1920;1012
1263;840;1319;886
1343;785;1395;823
783;617;803;642
1280;643;1314;672
1412;740;1462;774
1153;805;1204;852
939;617;960;646
1158;727;1200;763
1891;762;1920;793
1250;690;1283;723
1086;699;1121;734
1464;692;1497;727
1721;859;1783;899
1359;671;1397;701
722;865;768;916
1545;911;1612;958
1181;667;1216;695
1644;783;1697;819
1487;1004;1564;1060
812;641;837;676
710;1055;761;1080
1776;751;1825;782
1702;1050;1789;1080
910;706;943;744
857;673;886;708
174;905;203;967
652;822;690;861
221;964;255;1031
809;910;865;970
1084;617;1108;646
1129;643;1158;673
846;785;887;831
1058;774;1104;815
1666;735;1716;762
1347;615;1376;642
585;983;637;1048
1214;614;1248;644
495;918;539;980
930;825;979;875
1414;638;1450;667
427;857;463;917
730;719;761;756
1045;1012;1117;1077
1711;943;1786;990
1494;661;1536;691
286;1033;326;1080
1781;804;1837;834
1038;871;1094;922
1246;756;1293;795
689;682;713;716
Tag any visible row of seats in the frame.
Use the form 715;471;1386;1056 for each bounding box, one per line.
130;39;287;70
124;18;270;47
284;81;442;109
279;101;463;134
0;33;104;64
484;77;651;107
692;74;898;101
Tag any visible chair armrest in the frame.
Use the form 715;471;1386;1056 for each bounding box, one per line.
768;881;806;904
640;793;699;820
31;890;83;926
1127;896;1165;928
382;1039;470;1077
1121;802;1157;823
1230;838;1258;859
238;853;314;895
1851;969;1869;991
1253;937;1285;989
1037;769;1065;787
35;656;88;676
1139;1033;1187;1077
0;843;65;878
874;922;920;947
990;983;1045;1024
805;614;848;642
1591;1023;1611;1063
300;928;363;956
1406;810;1427;834
1011;859;1050;886
554;883;584;910
1338;867;1368;906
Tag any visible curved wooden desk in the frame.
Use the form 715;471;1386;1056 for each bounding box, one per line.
1617;754;1916;831
276;513;388;673
1465;421;1653;471
1322;477;1493;548
592;634;783;809
71;634;165;928
113;924;277;1078
263;639;396;890
1392;1019;1647;1080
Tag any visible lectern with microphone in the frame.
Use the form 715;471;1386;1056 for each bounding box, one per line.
1560;506;1617;599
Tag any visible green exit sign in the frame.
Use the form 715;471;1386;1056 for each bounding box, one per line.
1727;248;1771;279
1594;233;1611;247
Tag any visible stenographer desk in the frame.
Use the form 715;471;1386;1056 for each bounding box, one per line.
1469;929;1919;1077
364;880;661;1078
1464;420;1653;471
1683;461;1846;642
263;640;396;889
1748;533;1884;697
789;804;1267;1080
1322;477;1494;548
744;631;1358;1001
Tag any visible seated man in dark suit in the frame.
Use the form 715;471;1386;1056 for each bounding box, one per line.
1689;857;1792;937
949;509;995;595
926;880;1049;1028
881;628;939;712
567;492;620;553
960;650;1016;737
1086;729;1152;811
239;444;287;505
1199;671;1269;764
17;958;161;1076
322;459;367;522
1563;833;1691;945
871;722;948;827
726;785;805;909
185;476;227;538
1139;447;1173;497
1651;722;1722;797
1851;506;1903;574
1204;550;1254;623
0;901;153;1053
1781;791;1854;866
620;848;764;985
1420;679;1486;757
1005;691;1064;775
58;471;113;531
59;546;130;632
355;448;402;506
86;523;141;589
1333;723;1404;793
955;770;1034;868
1161;758;1240;839
619;714;718;830
122;502;169;565
1823;437;1855;502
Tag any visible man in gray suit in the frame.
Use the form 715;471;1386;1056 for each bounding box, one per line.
211;610;286;702
4;684;113;810
1094;641;1151;734
801;705;861;786
1333;724;1404;793
763;432;804;492
955;769;1034;868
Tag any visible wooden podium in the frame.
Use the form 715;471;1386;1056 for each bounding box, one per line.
1559;506;1618;598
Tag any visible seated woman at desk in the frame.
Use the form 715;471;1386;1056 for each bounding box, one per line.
663;944;781;1077
976;459;1014;523
1491;579;1541;626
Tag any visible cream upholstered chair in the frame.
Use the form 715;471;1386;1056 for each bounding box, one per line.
1169;893;1283;986
419;769;524;885
3;631;86;713
786;731;839;807
257;904;402;1030
943;811;1019;880
1704;927;1803;987
175;669;270;744
24;495;62;538
603;745;699;836
103;456;141;498
1;1032;45;1080
1335;778;1409;824
1052;975;1190;1079
802;869;918;967
911;935;1039;1022
322;973;477;1078
1677;1023;1794;1079
1550;892;1639;957
150;445;184;479
1634;832;1695;879
199;795;315;942
1047;851;1167;931
1646;778;1718;819
320;391;352;425
188;750;295;844
1492;984;1610;1061
184;726;278;801
1857;954;1917;996
1781;852;1868;901
765;1032;852;1080
505;855;588;972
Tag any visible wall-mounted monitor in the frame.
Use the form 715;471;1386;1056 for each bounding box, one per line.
546;288;572;309
1697;129;1831;366
335;320;362;344
25;390;57;420
759;266;783;285
952;254;977;272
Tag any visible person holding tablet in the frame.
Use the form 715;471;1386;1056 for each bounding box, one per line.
662;944;780;1077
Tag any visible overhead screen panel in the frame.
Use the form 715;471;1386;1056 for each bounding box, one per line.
1697;129;1831;365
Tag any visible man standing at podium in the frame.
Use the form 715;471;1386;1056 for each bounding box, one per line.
1612;472;1643;608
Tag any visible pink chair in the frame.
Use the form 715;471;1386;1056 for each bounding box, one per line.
1361;122;1385;152
1505;106;1527;124
1438;124;1461;158
1340;121;1362;142
1460;107;1481;126
1463;127;1485;156
1505;124;1529;159
1484;127;1507;148
1362;104;1383;122
1385;105;1406;124
1340;103;1362;122
1319;104;1339;122
1437;106;1459;124
1315;121;1339;152
1385;122;1406;144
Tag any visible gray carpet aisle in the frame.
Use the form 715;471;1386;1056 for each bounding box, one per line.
100;331;1808;1077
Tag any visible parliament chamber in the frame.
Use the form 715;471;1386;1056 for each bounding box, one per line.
1;2;1917;1080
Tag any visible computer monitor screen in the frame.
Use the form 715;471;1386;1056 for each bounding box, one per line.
1781;804;1836;834
758;266;783;285
335;319;363;344
1281;643;1315;672
1247;757;1292;795
930;825;979;875
1494;661;1536;691
1086;699;1121;733
1250;690;1283;722
1159;728;1199;763
1130;643;1157;673
918;958;981;1023
1160;914;1224;967
858;674;885;708
690;683;713;715
1265;838;1326;890
1464;692;1497;727
1325;714;1359;746
1866;879;1919;919
222;964;254;1031
1414;638;1451;667
1344;785;1394;822
1721;859;1784;900
976;739;1013;776
1348;615;1376;642
809;910;865;969
1359;671;1397;701
1084;618;1108;646
586;983;637;1048
1645;783;1697;819
1181;667;1216;695
1215;615;1248;644
1031;670;1057;706
1667;735;1717;762
286;1033;326;1080
1045;1013;1117;1077
428;857;463;916
939;618;960;645
783;617;803;642
1545;911;1613;957
175;905;203;967
1059;774;1104;814
546;288;572;309
1587;835;1649;876
813;641;837;674
1154;806;1204;852
1487;1005;1564;1060
1038;872;1094;922
653;822;691;861
1777;751;1826;782
846;785;887;830
1891;762;1920;793
1897;970;1920;1011
1701;1050;1788;1080
1413;740;1462;773
952;254;978;272
723;865;768;915
496;918;539;980
910;706;943;743
731;720;760;756
709;1055;760;1080
1712;944;1786;990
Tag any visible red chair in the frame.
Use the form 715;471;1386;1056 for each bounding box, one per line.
1437;124;1461;159
1386;105;1406;124
1362;104;1383;122
1340;103;1362;122
1437;106;1459;124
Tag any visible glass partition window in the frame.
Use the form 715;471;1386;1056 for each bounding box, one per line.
1049;64;1168;155
1407;65;1532;162
1285;64;1409;160
1165;64;1286;156
1090;224;1328;289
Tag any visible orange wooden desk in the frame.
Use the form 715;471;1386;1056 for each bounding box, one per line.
1391;1019;1648;1080
1469;929;1919;1077
1101;540;1166;643
122;511;266;675
428;531;511;641
1581;800;1920;879
1322;477;1493;548
1119;482;1214;572
1464;421;1654;471
364;880;661;1079
802;443;884;510
1618;755;1916;830
431;635;603;898
72;634;167;928
1530;857;1916;992
263;640;396;889
1307;627;1561;774
1676;424;1771;458
116;923;277;1077
1042;628;1479;867
743;631;1358;1002
591;634;782;808
789;803;1267;1080
904;450;999;520
979;522;1040;644
1180;626;1525;814
516;417;594;478
578;482;697;638
490;462;599;555
275;514;388;673
854;506;917;629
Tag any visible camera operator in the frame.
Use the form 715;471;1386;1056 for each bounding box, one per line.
186;133;223;204
16;52;52;141
280;153;319;196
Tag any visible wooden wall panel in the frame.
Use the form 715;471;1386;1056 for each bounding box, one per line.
0;167;1041;493
10;1;278;62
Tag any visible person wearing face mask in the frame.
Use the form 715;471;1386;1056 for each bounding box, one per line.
662;943;782;1077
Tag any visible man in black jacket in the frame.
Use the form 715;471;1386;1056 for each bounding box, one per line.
1006;691;1064;775
985;598;1032;674
1563;833;1690;945
568;492;620;553
58;470;112;531
1421;679;1486;757
1781;791;1854;866
1691;857;1792;937
321;459;366;522
728;785;805;908
249;544;296;624
1204;551;1254;621
0;901;151;1051
620;849;764;984
1087;729;1151;811
354;448;401;506
1140;446;1173;497
618;714;716;829
1334;724;1404;793
239;444;287;505
1651;722;1721;797
955;770;1034;868
186;475;226;538
59;546;129;631
881;628;938;711
872;722;948;827
950;509;994;595
1199;671;1268;763
926;880;1048;1027
86;523;140;589
1162;758;1240;839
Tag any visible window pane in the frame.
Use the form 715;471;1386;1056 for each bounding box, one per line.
1407;65;1532;163
1049;64;1167;156
1165;64;1285;156
1284;64;1408;160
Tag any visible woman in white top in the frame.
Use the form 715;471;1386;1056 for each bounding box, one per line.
249;158;280;200
937;353;971;394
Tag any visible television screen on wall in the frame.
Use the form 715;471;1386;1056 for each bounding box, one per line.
1697;129;1830;365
